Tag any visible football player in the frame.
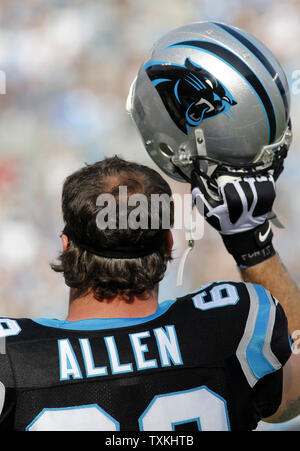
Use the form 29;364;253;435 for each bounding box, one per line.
0;21;299;432
126;20;299;429
0;155;298;431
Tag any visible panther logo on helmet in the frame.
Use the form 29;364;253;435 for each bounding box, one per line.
145;57;237;135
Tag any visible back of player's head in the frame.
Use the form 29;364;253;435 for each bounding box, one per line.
52;156;174;302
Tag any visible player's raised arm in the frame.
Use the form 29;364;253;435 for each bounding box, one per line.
239;228;300;424
192;172;300;333
241;255;300;424
192;173;300;423
241;254;300;341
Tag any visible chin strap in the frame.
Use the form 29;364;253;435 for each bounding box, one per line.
176;207;195;287
176;238;194;287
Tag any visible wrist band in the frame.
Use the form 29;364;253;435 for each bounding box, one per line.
221;221;276;268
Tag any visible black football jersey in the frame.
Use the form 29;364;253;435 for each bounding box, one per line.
0;281;292;431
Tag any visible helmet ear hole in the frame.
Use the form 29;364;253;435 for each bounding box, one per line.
159;143;174;158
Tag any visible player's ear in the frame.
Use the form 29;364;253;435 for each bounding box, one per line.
61;234;69;251
165;230;173;250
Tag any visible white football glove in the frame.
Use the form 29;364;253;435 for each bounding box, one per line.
191;173;276;235
191;171;277;267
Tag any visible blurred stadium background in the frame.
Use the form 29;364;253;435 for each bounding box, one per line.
0;0;299;431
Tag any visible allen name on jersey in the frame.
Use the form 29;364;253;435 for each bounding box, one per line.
57;324;182;380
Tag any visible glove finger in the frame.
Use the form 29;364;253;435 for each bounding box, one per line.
221;182;245;224
239;179;254;211
252;178;276;216
192;186;222;231
191;170;222;208
221;175;276;221
192;186;212;216
205;213;222;231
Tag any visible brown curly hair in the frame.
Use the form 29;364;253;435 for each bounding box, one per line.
52;156;174;302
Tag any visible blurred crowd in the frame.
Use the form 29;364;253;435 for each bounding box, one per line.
0;0;299;431
0;0;299;319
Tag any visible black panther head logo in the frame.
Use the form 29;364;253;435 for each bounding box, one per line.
145;57;237;135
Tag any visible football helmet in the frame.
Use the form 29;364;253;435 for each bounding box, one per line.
127;22;292;187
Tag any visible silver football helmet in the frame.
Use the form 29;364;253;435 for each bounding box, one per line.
127;21;292;186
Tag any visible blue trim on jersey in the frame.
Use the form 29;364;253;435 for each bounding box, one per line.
58;338;83;381
32;299;176;331
26;403;120;431
129;330;158;371
79;338;108;377
171;417;202;431
104;335;134;374
138;385;230;431
153;325;183;367
246;284;276;378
